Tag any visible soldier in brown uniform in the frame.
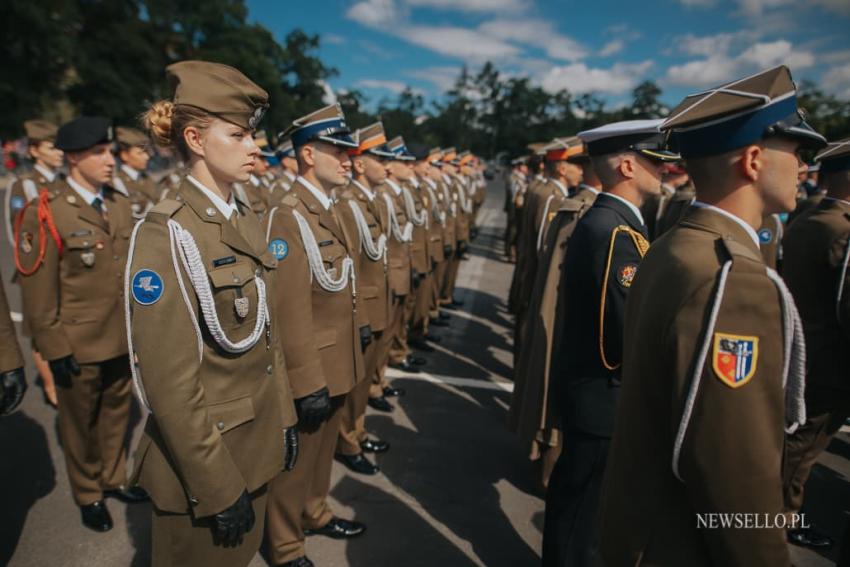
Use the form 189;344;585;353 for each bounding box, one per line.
440;148;470;308
758;212;784;269
5;119;64;407
599;66;825;567
781;138;850;550
0;278;26;415
265;104;369;567
128;61;297;566
114;126;160;220
334;122;395;475
16;116;148;532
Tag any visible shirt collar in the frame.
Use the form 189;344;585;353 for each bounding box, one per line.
422;177;438;190
408;176;420;188
297;175;332;210
550;179;569;197
34;164;56;182
385;179;403;196
578;183;600;195
351;179;375;201
283;170;296;183
67;176;103;207
249;174;261;187
692;201;760;247
602;192;645;226
121;164;140;181
187;175;238;219
441;173;452;185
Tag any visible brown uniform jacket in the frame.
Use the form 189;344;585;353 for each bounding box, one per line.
377;181;412;297
17;181;132;363
6;168;63;245
114;166;162;219
449;175;471;243
337;181;391;333
266;180;365;399
757;213;783;269
0;279;24;373
400;179;430;275
654;182;696;238
600;206;791;566
128;180;294;518
783;197;850;391
434;176;456;256
419;176;446;264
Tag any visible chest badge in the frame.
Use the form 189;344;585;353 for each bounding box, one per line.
617;264;638;288
268;239;289;260
234;297;250;319
758;228;773;244
80;251;96;267
132;269;164;305
712;333;759;388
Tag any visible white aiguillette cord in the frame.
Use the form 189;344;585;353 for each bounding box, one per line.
291;209;355;294
382;192;413;243
125;218;271;412
347;199;387;262
401;185;427;227
671;262;806;482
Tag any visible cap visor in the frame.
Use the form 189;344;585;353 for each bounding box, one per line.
638;149;681;162
775;120;827;150
317;134;359;148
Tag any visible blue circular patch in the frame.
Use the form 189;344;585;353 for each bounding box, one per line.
758;228;773;243
10;196;25;211
268;239;289;260
132;269;164;306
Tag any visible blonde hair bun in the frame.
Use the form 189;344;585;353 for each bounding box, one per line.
142;100;174;147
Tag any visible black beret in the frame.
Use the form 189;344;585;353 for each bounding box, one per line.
408;142;431;161
55;116;114;152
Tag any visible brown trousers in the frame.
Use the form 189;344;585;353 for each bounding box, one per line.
410;271;433;342
442;252;461;303
387;293;410;365
784;386;850;513
151;487;267;567
267;398;344;564
56;355;132;505
338;336;381;455
430;261;446;318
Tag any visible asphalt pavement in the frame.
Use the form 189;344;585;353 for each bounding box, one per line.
0;178;847;566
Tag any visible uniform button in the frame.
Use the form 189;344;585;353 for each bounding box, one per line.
114;255;120;261
189;496;199;506
266;365;273;375
216;421;225;430
255;269;262;277
233;276;241;283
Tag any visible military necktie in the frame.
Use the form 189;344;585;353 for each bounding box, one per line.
92;196;109;223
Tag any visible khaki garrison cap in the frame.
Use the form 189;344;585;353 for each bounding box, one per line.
166;60;269;130
116;126;150;148
441;147;457;162
662;65;826;158
815;138;850;173
282;103;357;148
542;136;584;162
349;122;396;158
24;120;58;142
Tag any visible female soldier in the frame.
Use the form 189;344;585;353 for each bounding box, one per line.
127;60;297;566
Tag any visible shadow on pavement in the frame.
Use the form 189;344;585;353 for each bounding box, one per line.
0;410;56;564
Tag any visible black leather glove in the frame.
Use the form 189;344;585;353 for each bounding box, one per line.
444;244;453;257
457;241;468;256
49;355;81;389
294;386;331;428
213;490;254;547
411;269;421;289
0;368;26;415
283;427;299;471
359;325;373;351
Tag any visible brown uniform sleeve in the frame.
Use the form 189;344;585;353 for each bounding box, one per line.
267;208;326;399
130;219;246;518
671;269;790;566
17;204;73;361
0;280;24;373
829;232;850;339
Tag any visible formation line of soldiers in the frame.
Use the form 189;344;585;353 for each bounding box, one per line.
0;59;487;567
506;64;850;566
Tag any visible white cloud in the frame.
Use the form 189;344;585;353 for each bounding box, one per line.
665;39;815;87
318;80;338;105
407;0;530;11
346;0;404;27
736;0;793;16
478;19;586;62
404;25;521;61
599;40;624;57
356;79;410;93
406;66;462;91
324;33;347;45
539;60;654;95
821;62;850;98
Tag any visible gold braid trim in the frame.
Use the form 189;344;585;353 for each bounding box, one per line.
598;225;650;370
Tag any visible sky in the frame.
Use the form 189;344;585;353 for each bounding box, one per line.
246;0;850;110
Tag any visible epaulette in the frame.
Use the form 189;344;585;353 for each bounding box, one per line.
557;199;583;213
146;199;184;223
281;195;300;208
719;234;762;264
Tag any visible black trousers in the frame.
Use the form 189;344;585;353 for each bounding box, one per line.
542;431;610;567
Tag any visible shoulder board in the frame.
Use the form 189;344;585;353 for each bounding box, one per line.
719;235;762;264
557;199;583;213
281;195;300;208
147;199;184;222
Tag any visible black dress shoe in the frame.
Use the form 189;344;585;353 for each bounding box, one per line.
80;501;113;532
105;485;150;503
426;334;442;343
278;557;314;567
449;298;464;307
336;453;379;475
409;338;435;352
383;385;405;397
430;318;450;327
389;359;421;374
788;527;834;548
407;355;427;367
368;396;393;412
439;311;450;320
361;438;390;453
305;517;366;539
